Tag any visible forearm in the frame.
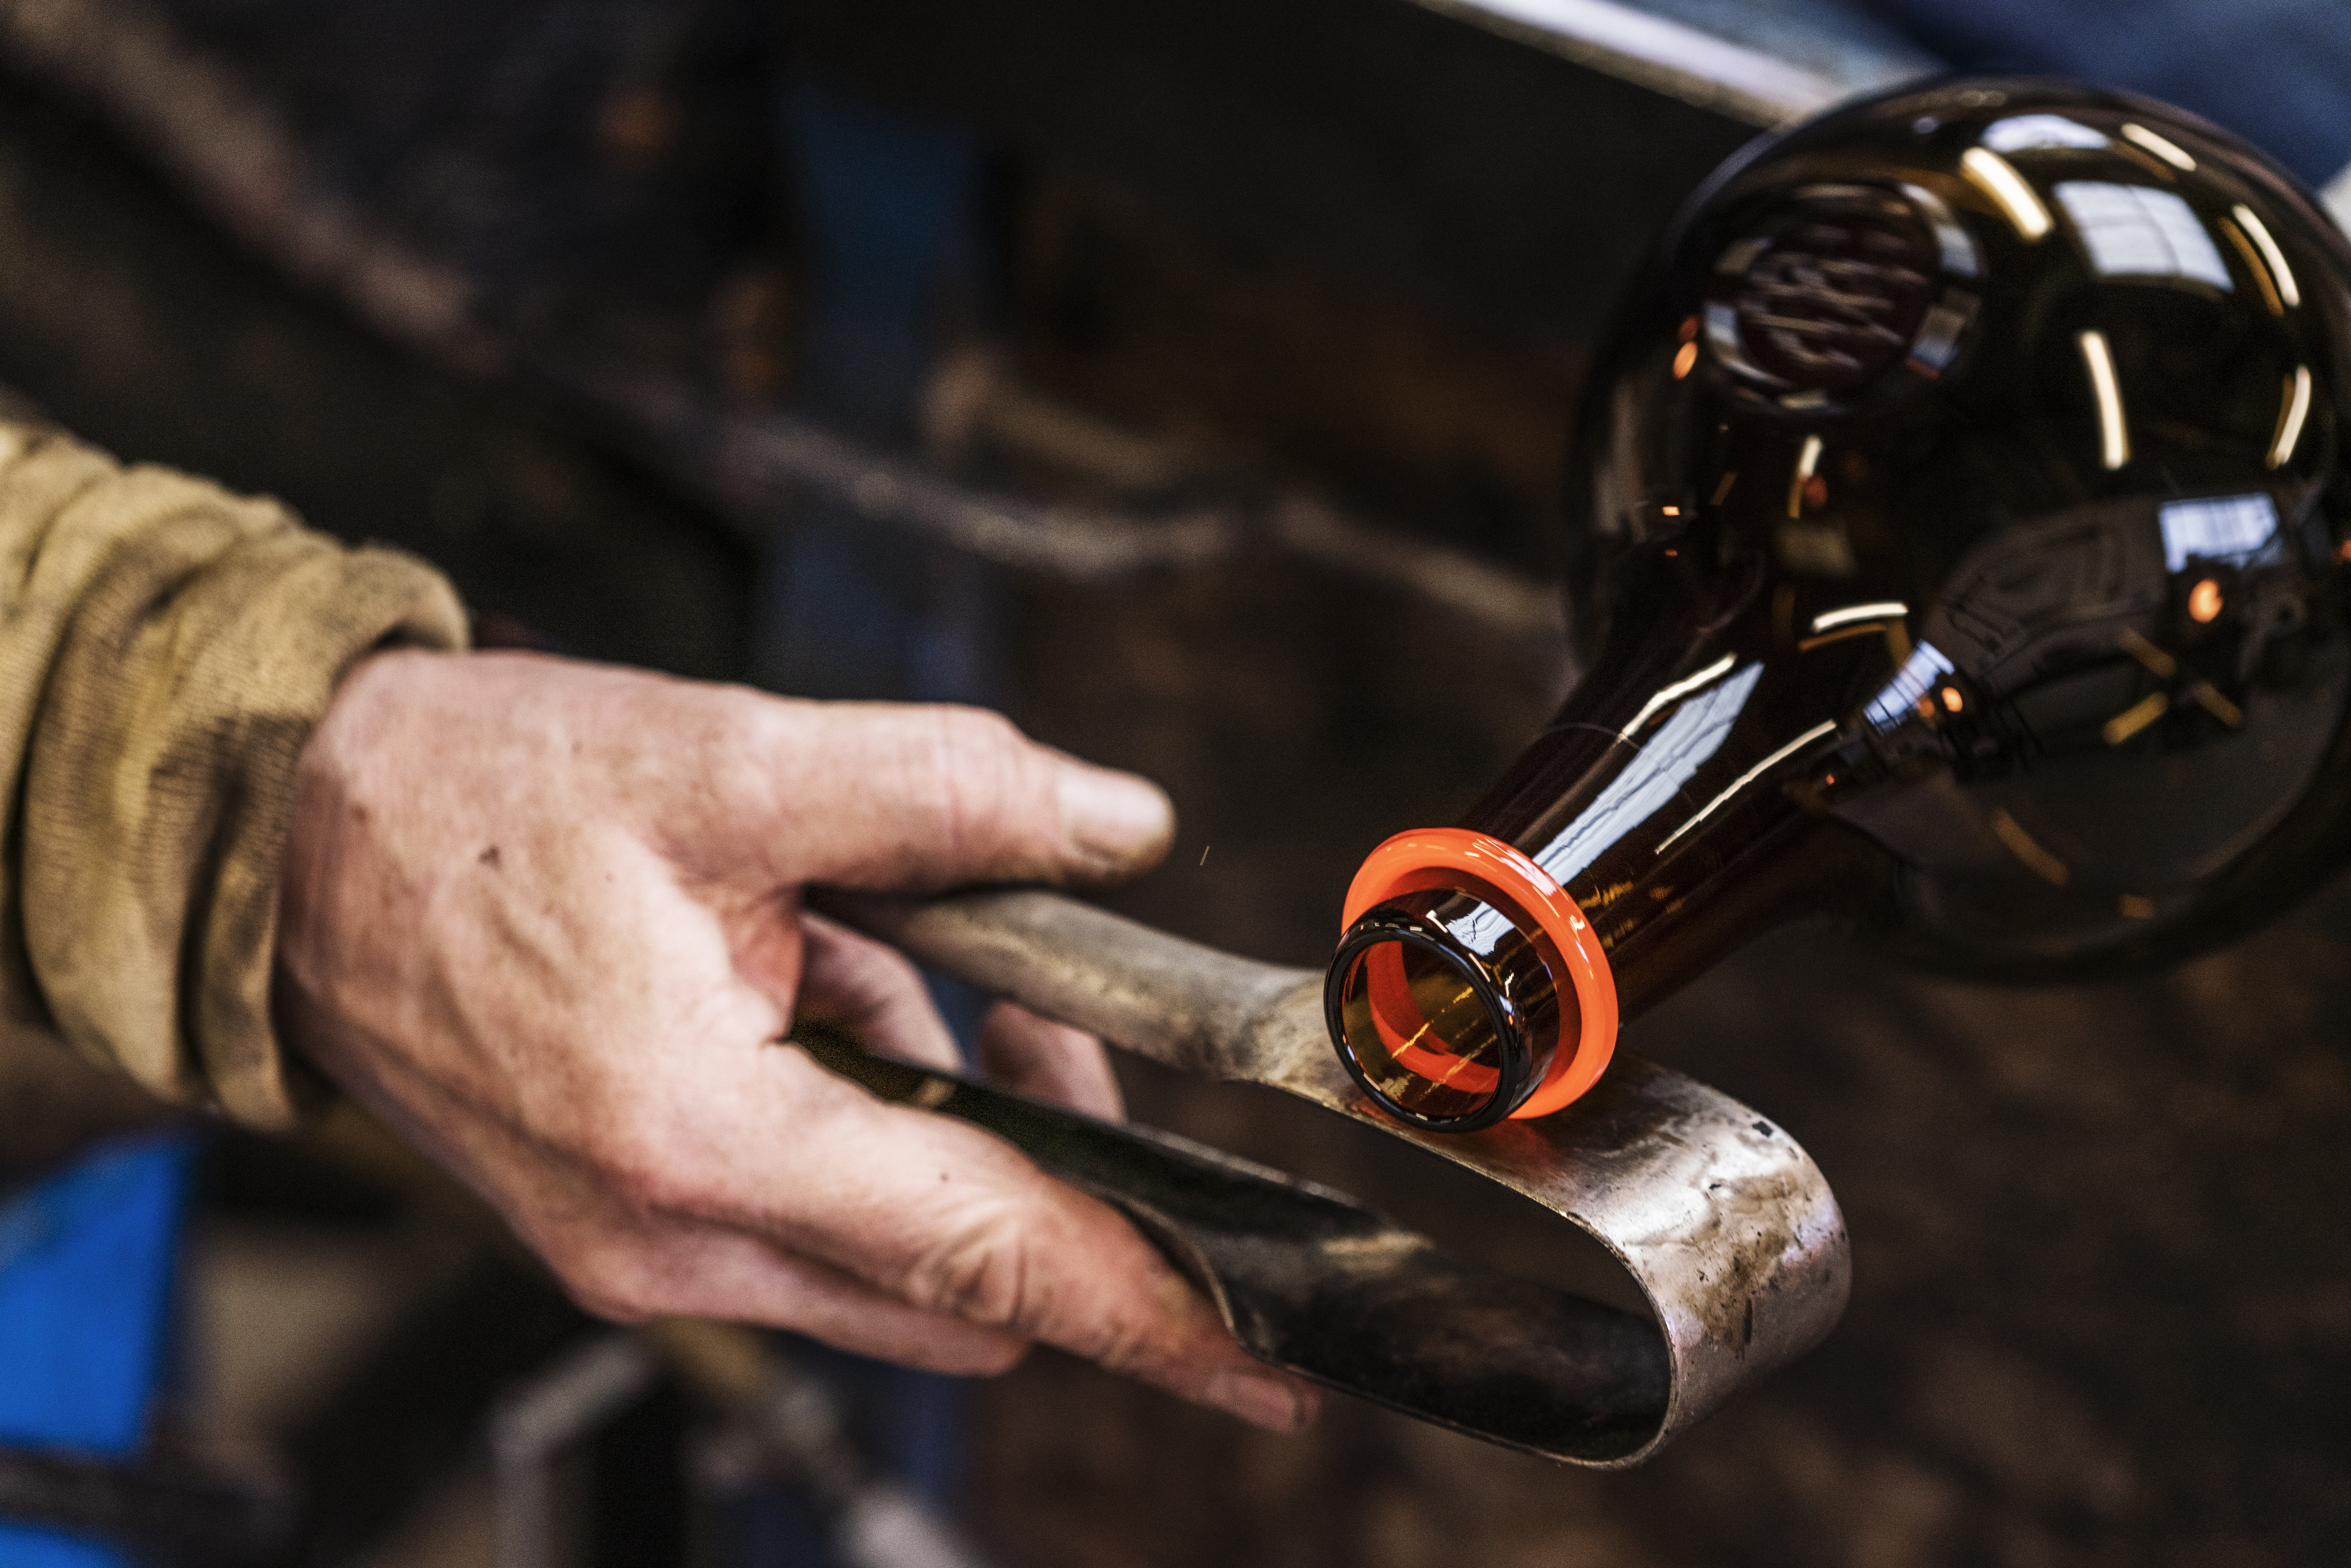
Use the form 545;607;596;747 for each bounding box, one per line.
0;416;467;1133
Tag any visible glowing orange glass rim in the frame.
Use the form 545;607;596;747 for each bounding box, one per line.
1340;828;1620;1119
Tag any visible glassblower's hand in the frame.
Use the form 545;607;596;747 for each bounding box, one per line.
273;649;1317;1433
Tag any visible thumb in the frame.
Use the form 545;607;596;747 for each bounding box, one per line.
747;700;1174;890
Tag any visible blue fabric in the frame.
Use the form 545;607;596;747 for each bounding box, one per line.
756;72;1003;707
0;1133;200;1568
778;71;986;438
1858;0;2351;187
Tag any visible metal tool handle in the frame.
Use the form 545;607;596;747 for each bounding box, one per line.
815;888;1848;1468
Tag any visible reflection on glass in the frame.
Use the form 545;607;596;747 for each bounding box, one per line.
1787;433;1824;517
2054;183;2231;289
2187;577;2226;623
1334;938;1502;1122
1703;299;1768;381
2118;628;2178;677
2158;493;2277;570
1908;292;1977;377
1961;147;2052;240
2120;122;2197;170
1615;653;1735;741
1657;721;1839;853
1535;664;1763;886
2077;329;2130;469
1811;600;1909;634
2187;682;2244;726
1867;642;1955;729
2220;215;2289;314
2103;691;2170;745
1989;810;2071;885
2272;366;2315;468
1983;114;2109;153
1898;181;1983;277
2232;205;2301;307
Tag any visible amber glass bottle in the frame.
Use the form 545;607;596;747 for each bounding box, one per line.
1329;80;2351;1131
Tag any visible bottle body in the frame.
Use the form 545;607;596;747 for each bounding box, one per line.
1330;78;2351;1131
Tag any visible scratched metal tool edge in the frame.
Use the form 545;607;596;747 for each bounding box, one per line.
819;888;1850;1468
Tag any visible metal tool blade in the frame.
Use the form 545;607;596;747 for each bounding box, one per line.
815;888;1848;1467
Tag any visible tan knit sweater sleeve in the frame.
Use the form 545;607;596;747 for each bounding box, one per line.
0;418;468;1134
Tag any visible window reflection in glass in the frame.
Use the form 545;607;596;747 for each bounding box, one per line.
1983;114;2109;153
2158;494;2279;571
2054;182;2232;290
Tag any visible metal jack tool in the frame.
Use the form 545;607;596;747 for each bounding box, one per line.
810;889;1848;1469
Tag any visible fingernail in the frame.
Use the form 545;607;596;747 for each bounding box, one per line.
1201;1369;1317;1434
1056;766;1175;874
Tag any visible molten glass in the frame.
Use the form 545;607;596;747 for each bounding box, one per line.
1330;79;2351;1131
1330;886;1564;1123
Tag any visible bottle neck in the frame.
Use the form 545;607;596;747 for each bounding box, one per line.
1324;546;1900;1128
1458;554;1886;1020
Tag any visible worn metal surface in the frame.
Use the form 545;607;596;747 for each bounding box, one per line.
816;889;1849;1468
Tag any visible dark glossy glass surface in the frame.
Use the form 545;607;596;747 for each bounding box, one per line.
1332;78;2351;1125
1329;888;1563;1129
1562;78;2351;979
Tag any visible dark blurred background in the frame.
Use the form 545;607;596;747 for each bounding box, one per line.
0;1;2345;1565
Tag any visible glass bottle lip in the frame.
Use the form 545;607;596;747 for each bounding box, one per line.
1334;828;1621;1122
1327;907;1532;1132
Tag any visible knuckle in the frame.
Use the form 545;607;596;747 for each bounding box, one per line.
600;1152;697;1219
1080;1298;1167;1377
925;708;1032;853
585;1111;710;1219
906;1205;1036;1331
932;703;1023;761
